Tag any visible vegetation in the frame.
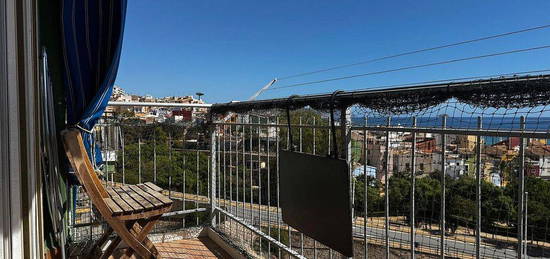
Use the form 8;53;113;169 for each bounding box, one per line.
352;171;549;241
114;124;210;197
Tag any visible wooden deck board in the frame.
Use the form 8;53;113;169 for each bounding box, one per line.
107;237;233;259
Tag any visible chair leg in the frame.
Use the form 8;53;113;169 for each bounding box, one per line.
123;216;162;259
107;218;156;259
98;237;121;259
88;227;113;257
97;220;135;259
123;231;159;259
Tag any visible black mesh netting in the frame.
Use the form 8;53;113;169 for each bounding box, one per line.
211;74;550;117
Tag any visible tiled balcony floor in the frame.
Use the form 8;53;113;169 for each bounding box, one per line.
106;237;233;259
153;237;232;259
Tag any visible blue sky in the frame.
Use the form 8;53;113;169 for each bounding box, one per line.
115;1;550;103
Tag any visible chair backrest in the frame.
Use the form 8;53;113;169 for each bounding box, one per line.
62;128;109;200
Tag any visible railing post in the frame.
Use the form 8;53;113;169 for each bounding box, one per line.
229;126;233;216
257;119;263;256
364;116;369;258
440;115;447;259
276;117;282;259
411;117;417;259
121;127;125;185
250;123;255;246
313;116;318;258
153;132;157;183
476;117;482;258
313;117;316;154
183;149;187;227
138;137;142;184
169;133;173;191
242;124;246;220
385;117;391;259
299;116;303;152
298;116;304;256
341;106;353;258
523;192;529;256
210;125;218;227
518;116;526;259
196;150;200;226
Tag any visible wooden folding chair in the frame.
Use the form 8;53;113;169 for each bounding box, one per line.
62;128;173;259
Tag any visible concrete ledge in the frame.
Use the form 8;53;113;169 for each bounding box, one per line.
203;228;246;259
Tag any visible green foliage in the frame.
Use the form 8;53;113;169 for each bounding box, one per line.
351;171;550;241
354;174;383;217
278;109;338;157
115;124;210;195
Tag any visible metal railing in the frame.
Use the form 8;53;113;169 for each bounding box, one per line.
209;111;550;259
67;75;550;258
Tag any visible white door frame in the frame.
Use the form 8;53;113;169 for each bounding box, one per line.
0;0;43;258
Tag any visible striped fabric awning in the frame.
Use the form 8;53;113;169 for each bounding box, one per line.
61;0;127;165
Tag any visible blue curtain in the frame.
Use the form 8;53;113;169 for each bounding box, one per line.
61;0;127;166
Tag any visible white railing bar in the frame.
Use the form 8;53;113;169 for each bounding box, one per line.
215;207;307;259
214;122;550;138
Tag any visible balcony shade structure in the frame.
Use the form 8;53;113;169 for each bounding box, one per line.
211;74;550;114
61;0;127;166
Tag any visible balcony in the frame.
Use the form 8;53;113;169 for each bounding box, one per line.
65;75;550;258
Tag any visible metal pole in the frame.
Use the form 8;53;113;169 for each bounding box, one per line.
242;124;246;220
364;116;369;258
154;132;157;183
209;126;218;227
250;123;255;248
341;107;353;259
286;122;292;251
218;128;222;227
299;117;303;152
121;127;125;185
106;124;110;185
208;153;211;208
236;125;240;221
229;126;233;216
169;133;173;189
223;125;227;229
518;116;526;259
313;116;318;259
196;150;200;226
328;116;332;156
228;125;233;236
138;137;141;183
299;116;304;255
476;117;482;258
276;117;282;258
440;115;447;259
257;120;262;256
168;176;172;199
313;117;316;154
385;117;391;259
523;192;529;257
267;120;272;258
183;150;186;227
411;117;417;259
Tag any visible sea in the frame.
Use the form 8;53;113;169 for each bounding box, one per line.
351;116;550;145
